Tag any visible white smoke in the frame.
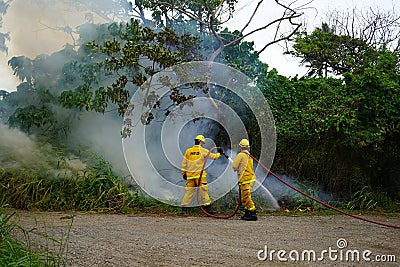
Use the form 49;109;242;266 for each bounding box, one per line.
260;173;334;205
0;0;120;92
0;122;86;176
0;122;50;170
0;0;132;179
67;110;131;178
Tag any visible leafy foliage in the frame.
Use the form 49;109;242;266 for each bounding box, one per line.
287;23;373;77
3;46;79;138
58;19;201;122
269;25;400;199
140;0;238;29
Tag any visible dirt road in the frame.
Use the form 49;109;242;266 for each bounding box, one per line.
9;210;400;266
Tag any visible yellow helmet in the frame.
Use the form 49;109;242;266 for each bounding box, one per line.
239;138;250;147
195;134;206;143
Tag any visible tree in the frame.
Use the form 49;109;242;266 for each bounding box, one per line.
286;23;376;77
54;1;303;141
271;25;400;196
2;18;201;139
4;48;76;136
3;1;307;135
324;6;400;54
59;19;201;133
342;48;400;147
141;0;304;62
288;6;400;78
288;26;400;147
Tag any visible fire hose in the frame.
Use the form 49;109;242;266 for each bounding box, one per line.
197;147;400;229
197;147;241;219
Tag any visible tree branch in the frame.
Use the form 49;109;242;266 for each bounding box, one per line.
257;19;302;55
240;0;264;34
226;12;303;48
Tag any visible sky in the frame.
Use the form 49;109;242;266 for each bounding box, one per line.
0;0;398;91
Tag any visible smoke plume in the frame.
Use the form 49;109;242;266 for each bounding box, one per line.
0;122;86;176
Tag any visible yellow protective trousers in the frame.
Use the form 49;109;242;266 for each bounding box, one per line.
239;181;256;211
181;177;211;206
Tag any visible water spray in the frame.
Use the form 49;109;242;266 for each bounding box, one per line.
196;147;241;219
197;147;280;219
249;153;400;229
253;180;280;210
121;61;399;228
198;148;400;229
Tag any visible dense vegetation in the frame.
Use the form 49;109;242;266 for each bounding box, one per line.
0;0;399;215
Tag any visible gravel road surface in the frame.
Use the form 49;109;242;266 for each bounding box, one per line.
9;210;400;266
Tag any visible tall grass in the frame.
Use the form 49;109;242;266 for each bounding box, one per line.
0;206;66;266
1;157;130;212
346;185;400;212
0;156;174;213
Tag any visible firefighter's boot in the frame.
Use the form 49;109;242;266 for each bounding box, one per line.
241;209;257;221
180;207;189;215
250;210;258;221
203;205;216;215
241;209;252;220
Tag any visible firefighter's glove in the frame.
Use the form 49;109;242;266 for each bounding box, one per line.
217;147;229;159
183;173;187;180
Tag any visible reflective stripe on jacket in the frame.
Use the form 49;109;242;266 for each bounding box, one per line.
181;145;220;179
232;151;256;184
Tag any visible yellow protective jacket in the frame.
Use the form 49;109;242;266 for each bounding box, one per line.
232;151;256;184
181;145;220;179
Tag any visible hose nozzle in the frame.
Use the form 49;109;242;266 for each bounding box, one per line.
217;147;229;159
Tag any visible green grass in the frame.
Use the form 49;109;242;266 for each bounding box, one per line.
346;185;400;213
0;206;66;266
0;155;178;214
0;157;134;212
1;152;398;216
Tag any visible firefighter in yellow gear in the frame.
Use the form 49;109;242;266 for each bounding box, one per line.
181;134;224;214
232;138;257;221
